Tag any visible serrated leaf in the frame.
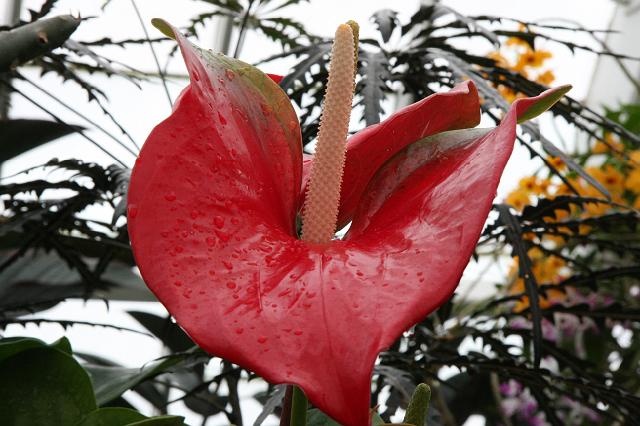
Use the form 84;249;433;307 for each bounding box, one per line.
372;9;399;43
495;204;542;368
253;385;286;426
0;119;82;163
357;51;390;126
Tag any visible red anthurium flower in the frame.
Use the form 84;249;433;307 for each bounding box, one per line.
128;19;569;426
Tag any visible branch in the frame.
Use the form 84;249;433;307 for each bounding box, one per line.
0;15;80;72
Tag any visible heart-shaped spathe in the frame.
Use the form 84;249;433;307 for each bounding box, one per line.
128;19;569;426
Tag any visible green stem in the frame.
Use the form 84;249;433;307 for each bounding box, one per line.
290;385;308;426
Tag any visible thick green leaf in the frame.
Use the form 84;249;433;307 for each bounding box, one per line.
0;347;97;425
74;406;187;425
0;119;82;163
306;408;384;426
128;416;188;426
75;407;146;426
52;335;73;354
86;353;196;406
0;337;45;363
0;336;71;363
126;312;226;416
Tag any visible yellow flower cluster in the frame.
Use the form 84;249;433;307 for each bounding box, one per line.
504;133;640;310
509;247;568;311
586;133;640;207
488;27;639;312
487;26;555;103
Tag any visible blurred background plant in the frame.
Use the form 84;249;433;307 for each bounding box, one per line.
1;0;640;425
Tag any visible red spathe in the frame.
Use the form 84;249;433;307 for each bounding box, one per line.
128;22;566;426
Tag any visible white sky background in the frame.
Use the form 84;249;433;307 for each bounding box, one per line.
1;1;621;425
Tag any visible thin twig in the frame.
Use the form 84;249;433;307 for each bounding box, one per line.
21;75;140;155
223;361;244;426
280;385;293;426
428;380;457;426
538;17;640;97
3;81;128;167
233;0;256;58
129;0;173;107
490;372;514;426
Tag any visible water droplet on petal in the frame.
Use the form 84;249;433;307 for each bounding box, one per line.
165;193;176;202
192;71;200;81
218;111;227;125
226;281;237;289
257;336;267;344
127;204;138;218
225;69;235;80
214;216;225;229
215;230;230;242
235;328;244;335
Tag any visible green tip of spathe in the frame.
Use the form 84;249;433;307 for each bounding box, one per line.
403;383;431;426
517;84;572;124
151;18;176;40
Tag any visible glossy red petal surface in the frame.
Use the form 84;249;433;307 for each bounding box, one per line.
340;86;570;350
301;80;481;228
130;23;302;236
129;21;566;424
